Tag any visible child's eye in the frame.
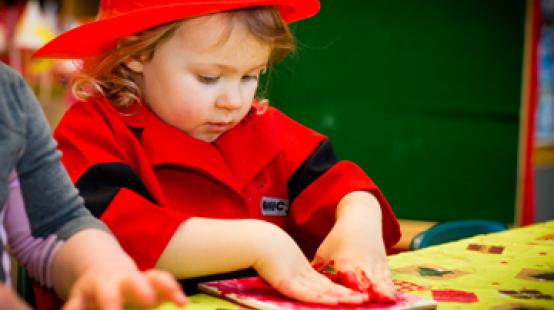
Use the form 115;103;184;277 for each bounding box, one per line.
197;75;220;84
242;75;259;82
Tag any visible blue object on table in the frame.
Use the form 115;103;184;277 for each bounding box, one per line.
409;219;508;250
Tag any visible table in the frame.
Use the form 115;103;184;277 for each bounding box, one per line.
154;220;554;310
389;220;553;309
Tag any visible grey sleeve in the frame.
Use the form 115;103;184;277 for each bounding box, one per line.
5;64;109;240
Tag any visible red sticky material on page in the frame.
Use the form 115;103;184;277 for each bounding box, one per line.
317;264;340;283
198;277;437;310
317;263;395;304
431;289;478;303
337;270;371;293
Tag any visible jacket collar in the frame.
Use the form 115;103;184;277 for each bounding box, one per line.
121;103;281;192
214;109;281;190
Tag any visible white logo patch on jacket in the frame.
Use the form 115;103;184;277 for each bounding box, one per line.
260;196;289;216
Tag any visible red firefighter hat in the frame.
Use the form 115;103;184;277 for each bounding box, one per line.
34;0;320;59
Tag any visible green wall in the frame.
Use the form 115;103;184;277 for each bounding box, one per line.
267;0;526;224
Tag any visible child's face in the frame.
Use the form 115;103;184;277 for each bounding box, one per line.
129;15;271;143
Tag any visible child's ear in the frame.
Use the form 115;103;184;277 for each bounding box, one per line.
119;36;144;73
124;58;144;73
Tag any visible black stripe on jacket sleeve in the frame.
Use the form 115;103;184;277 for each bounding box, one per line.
288;139;339;203
75;163;155;218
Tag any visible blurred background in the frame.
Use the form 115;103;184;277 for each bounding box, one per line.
1;0;552;235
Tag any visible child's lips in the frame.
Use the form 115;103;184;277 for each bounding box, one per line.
205;121;233;131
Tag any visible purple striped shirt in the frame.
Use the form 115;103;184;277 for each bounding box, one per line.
2;170;63;288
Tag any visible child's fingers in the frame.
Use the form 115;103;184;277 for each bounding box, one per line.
119;273;157;308
0;285;32;310
367;272;396;303
304;278;368;305
347;265;396;303
333;286;369;304
62;271;183;310
310;255;328;271
310;273;368;304
276;277;340;305
143;270;187;306
65;281;120;310
61;294;84;310
322;286;369;305
276;270;368;305
94;280;123;310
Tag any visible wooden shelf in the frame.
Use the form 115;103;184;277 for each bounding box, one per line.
391;219;437;252
534;145;554;167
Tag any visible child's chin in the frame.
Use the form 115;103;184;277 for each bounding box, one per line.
195;133;220;143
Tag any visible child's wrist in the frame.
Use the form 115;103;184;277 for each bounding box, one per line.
248;221;303;277
336;192;382;232
240;220;287;267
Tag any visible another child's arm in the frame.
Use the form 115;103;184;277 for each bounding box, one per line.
156;218;368;305
3;172;186;310
314;191;396;302
0;284;32;310
0;63;186;309
51;229;186;310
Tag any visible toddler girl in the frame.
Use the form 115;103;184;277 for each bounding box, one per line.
36;0;401;305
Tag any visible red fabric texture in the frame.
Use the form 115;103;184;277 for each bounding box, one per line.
54;98;400;266
32;284;62;310
33;0;320;58
102;188;189;269
36;98;401;309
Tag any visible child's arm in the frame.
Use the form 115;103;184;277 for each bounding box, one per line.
51;229;186;310
3;172;183;309
0;63;186;309
313;191;396;302
0;284;31;310
156;218;368;305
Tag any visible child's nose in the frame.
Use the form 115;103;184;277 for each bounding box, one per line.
215;87;243;110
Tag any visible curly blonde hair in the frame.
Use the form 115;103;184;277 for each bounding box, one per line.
72;6;295;108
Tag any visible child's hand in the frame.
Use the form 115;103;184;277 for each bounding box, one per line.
314;191;396;304
0;284;32;310
252;222;369;305
312;251;395;304
61;267;187;310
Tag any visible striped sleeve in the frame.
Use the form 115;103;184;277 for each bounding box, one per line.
3;171;63;288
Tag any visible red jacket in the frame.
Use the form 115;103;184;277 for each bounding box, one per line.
53;98;401;270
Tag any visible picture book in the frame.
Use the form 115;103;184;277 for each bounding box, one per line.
198;277;437;310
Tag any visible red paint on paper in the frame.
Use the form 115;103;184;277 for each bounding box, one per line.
201;277;435;309
316;264;339;283
431;289;478;303
316;264;395;304
337;270;370;293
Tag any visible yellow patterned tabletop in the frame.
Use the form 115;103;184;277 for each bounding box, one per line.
389;220;554;309
151;221;554;310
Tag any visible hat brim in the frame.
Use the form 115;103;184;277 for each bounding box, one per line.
34;0;319;59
